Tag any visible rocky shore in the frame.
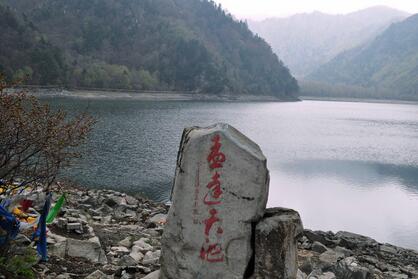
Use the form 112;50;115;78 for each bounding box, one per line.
298;231;418;278
12;186;417;279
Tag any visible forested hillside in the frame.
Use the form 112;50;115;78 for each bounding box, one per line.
248;6;408;77
0;0;298;97
307;14;418;100
0;4;67;84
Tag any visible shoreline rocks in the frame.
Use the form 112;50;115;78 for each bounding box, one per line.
298;230;418;278
29;187;169;279
10;186;416;279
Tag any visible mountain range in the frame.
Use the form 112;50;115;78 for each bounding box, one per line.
0;0;298;98
2;1;416;101
248;6;409;77
307;13;418;100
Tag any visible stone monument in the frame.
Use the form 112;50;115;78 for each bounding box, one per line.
160;123;270;279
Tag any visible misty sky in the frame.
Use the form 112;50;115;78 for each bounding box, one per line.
214;0;418;19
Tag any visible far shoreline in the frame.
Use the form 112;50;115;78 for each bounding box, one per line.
13;87;301;102
301;95;418;105
17;88;418;105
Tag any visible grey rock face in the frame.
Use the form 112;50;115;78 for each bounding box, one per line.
66;237;107;264
317;272;336;279
48;233;67;258
118;255;138;266
149;213;167;226
160;123;269;279
118;236;133;248
333;257;371;279
143;250;161;265
85;270;112;279
297;269;307;279
252;207;303;279
379;244;397;254
319;250;344;269
312;241;328;254
144;270;160;279
55;274;71;279
304;230;336;247
129;248;144;263
335;231;377;249
298;229;418;279
133;238;153;252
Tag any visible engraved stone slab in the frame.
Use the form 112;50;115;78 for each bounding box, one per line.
160;123;269;279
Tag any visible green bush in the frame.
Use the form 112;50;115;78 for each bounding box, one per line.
0;247;37;279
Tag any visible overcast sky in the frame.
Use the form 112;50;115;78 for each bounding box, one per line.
214;0;418;19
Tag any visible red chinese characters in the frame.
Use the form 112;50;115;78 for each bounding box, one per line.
203;208;220;236
207;134;226;169
200;134;226;263
200;243;224;263
203;172;223;205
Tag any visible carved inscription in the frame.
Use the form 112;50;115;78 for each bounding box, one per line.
200;134;225;263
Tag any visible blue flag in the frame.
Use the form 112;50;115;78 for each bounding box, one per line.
0;204;20;245
33;193;51;262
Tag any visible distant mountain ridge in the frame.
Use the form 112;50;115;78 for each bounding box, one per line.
307;13;418;100
248;6;409;77
0;0;298;98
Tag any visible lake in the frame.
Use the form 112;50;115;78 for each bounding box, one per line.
46;98;418;250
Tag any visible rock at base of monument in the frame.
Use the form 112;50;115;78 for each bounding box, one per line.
251;207;304;279
160;123;270;279
143;270;160;279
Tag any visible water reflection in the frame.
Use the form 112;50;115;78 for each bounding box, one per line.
278;159;418;194
268;159;418;250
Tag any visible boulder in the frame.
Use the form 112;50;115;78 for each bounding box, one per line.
125;195;138;205
319;250;344;270
118;236;133;248
66;222;83;231
129;249;144;262
252;207;303;279
48;233;67;258
160;123;269;279
111;246;130;255
335;231;377;249
149;213;167;226
57;218;68;229
105;195;127;207
143;250;161;265
55;274;71;279
133;238;153;252
334;246;353;257
85;270;112;279
304;230;335;247
118;255;138;267
333;257;371;279
312;241;328;254
318;272;337;279
66;237;107;264
144;270;160;279
379;244;397;254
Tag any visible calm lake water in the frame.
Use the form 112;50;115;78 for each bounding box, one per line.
46;98;418;250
